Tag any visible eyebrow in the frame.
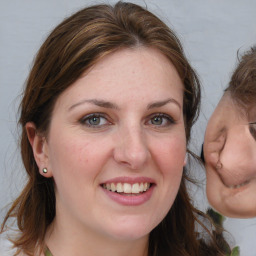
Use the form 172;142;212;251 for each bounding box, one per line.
147;98;181;110
69;99;119;111
68;97;181;111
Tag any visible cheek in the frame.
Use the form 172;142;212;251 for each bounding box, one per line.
206;165;222;203
153;135;186;218
48;135;96;186
50;138;87;169
48;133;113;187
48;136;111;208
221;184;256;218
153;135;186;173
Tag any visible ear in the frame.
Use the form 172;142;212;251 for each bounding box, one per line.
26;122;52;177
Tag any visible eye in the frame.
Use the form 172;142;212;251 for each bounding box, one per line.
249;122;256;140
80;113;110;128
151;116;164;125
147;113;175;127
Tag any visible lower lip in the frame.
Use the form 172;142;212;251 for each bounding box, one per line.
101;185;155;206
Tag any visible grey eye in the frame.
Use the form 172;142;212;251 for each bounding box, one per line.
151;116;163;125
88;116;101;125
80;113;109;128
148;113;175;127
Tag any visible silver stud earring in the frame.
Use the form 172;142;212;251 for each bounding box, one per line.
42;168;48;174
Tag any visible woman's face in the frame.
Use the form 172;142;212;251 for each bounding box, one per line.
204;92;256;218
34;47;186;241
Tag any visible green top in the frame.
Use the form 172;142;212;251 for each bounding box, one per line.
44;247;53;256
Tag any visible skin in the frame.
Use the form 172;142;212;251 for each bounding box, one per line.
26;47;187;256
204;91;256;218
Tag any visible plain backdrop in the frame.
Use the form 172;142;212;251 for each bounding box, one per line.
1;0;256;255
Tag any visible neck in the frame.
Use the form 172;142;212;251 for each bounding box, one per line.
45;217;148;256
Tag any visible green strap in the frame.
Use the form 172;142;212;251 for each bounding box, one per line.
44;247;53;256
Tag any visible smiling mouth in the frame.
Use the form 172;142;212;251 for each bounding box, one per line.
101;182;152;195
217;173;251;189
225;180;250;189
215;169;252;190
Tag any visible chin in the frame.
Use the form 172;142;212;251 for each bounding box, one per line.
208;193;256;219
105;219;155;241
107;229;149;242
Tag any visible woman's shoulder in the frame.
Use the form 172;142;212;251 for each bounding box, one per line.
0;234;16;256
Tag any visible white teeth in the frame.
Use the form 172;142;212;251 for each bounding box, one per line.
111;183;116;192
103;182;151;194
106;183;111;190
116;183;123;192
227;180;249;189
143;182;149;191
123;183;132;193
132;183;140;193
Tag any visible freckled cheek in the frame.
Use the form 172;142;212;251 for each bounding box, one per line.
49;137;92;175
55;137;112;180
70;144;97;170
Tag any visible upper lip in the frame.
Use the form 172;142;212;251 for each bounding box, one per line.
101;176;156;185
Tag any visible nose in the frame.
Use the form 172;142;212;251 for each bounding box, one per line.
216;125;256;187
220;125;255;173
113;125;150;170
204;132;226;169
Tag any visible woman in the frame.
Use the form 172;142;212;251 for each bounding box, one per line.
1;2;226;255
204;46;256;218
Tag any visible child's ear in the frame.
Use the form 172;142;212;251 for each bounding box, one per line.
25;122;52;177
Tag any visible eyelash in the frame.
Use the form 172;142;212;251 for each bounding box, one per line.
79;113;111;128
79;112;176;129
146;113;176;127
249;122;256;140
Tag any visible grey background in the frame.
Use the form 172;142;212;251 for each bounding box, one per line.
1;0;256;255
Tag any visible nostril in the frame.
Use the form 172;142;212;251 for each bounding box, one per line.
114;129;150;170
216;160;223;170
206;150;220;168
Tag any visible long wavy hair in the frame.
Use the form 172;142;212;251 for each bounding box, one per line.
1;2;226;255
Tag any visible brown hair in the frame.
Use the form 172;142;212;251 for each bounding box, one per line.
1;2;225;255
226;46;256;110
